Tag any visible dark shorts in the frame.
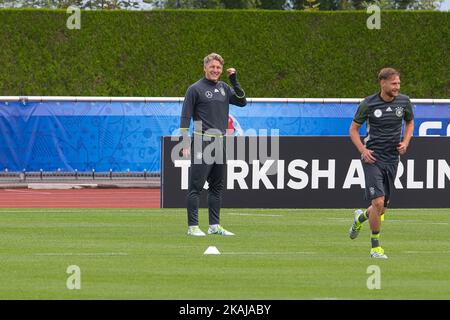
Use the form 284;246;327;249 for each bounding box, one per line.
362;161;398;207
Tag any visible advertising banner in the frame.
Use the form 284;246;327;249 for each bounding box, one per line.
161;136;450;208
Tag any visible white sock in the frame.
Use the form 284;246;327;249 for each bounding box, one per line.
210;224;218;230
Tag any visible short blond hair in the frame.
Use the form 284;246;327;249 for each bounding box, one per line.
378;68;400;81
203;53;224;67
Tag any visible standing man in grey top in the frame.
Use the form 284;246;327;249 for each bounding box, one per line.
180;53;247;236
348;68;414;259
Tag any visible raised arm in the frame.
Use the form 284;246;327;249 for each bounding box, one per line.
227;68;246;107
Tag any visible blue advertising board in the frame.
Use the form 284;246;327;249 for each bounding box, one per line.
0;99;449;172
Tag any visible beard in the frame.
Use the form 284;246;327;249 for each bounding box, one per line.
386;89;399;97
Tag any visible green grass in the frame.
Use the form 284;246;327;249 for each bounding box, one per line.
0;208;449;299
1;10;449;98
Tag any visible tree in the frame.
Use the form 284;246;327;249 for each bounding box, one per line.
317;0;339;10
362;0;395;9
0;0;443;9
162;0;222;8
291;0;340;10
0;0;143;9
392;0;413;8
290;0;443;10
257;0;286;9
352;0;369;9
408;0;443;9
221;0;260;9
362;0;443;9
149;0;165;8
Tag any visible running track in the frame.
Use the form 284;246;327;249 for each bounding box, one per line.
0;189;160;208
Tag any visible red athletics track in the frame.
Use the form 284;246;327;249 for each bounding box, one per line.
0;188;160;208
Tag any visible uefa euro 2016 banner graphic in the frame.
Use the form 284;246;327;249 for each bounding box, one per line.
0;97;449;172
161;137;450;208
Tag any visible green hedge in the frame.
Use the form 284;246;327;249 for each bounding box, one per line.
0;9;449;98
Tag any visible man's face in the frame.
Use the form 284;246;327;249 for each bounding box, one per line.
380;75;401;98
204;59;223;82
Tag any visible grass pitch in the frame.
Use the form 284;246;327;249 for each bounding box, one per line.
0;208;449;299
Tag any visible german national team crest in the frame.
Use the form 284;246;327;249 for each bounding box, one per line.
219;87;226;96
395;106;404;117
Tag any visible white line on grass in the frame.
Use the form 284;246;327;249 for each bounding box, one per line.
221;251;316;255
388;220;450;225
403;251;449;254
34;252;129;256
226;213;283;217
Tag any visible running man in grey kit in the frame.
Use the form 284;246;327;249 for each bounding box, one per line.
180;53;247;236
348;68;414;259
